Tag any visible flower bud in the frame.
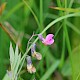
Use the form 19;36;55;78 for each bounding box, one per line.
31;66;36;73
26;56;36;73
27;56;32;65
32;51;42;60
31;43;36;54
35;52;42;60
31;44;42;60
38;34;44;41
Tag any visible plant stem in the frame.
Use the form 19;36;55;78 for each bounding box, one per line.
40;0;44;31
19;12;80;75
20;12;80;62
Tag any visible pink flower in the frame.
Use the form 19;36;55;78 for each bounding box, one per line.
38;34;54;45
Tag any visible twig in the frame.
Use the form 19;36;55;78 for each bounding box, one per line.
26;32;38;50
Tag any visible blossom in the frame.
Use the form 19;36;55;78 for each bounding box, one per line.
31;43;36;54
26;56;36;73
38;34;54;45
32;51;42;60
31;44;42;60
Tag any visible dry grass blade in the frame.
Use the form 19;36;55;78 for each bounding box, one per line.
50;6;80;12
0;22;23;52
0;2;6;15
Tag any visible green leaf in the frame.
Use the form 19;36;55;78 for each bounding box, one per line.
15;44;19;64
10;42;15;70
9;43;21;79
2;73;10;80
50;7;80;12
67;21;80;35
14;53;21;75
13;44;19;71
40;60;60;80
72;45;80;80
61;59;71;77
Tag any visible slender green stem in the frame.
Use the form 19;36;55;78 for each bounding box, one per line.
65;0;67;8
57;0;62;7
56;0;63;17
19;12;80;75
40;0;45;75
64;21;74;78
54;24;62;39
20;12;80;62
64;1;74;79
17;58;25;76
41;12;80;34
40;0;44;31
69;0;74;8
59;24;65;68
67;21;80;35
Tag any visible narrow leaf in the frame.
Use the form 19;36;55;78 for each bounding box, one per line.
0;2;6;15
72;45;80;80
40;60;60;80
50;7;80;12
10;42;14;70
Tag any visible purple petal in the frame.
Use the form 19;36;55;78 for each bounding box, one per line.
42;34;54;45
46;39;54;45
42;39;54;45
38;34;44;41
31;44;36;53
45;34;54;41
26;56;32;65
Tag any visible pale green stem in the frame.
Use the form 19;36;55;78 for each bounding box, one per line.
20;12;80;63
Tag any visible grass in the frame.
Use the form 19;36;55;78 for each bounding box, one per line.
0;0;80;80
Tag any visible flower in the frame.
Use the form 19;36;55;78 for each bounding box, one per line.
38;34;44;41
38;34;54;45
26;56;36;73
35;52;42;60
31;43;36;54
32;51;42;60
31;44;42;60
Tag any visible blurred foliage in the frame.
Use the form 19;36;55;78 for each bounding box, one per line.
0;0;80;80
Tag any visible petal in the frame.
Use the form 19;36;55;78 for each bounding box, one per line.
31;44;36;53
46;39;54;45
42;39;47;45
45;34;54;41
42;39;54;45
26;56;32;65
36;52;42;60
38;34;44;41
32;66;36;73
